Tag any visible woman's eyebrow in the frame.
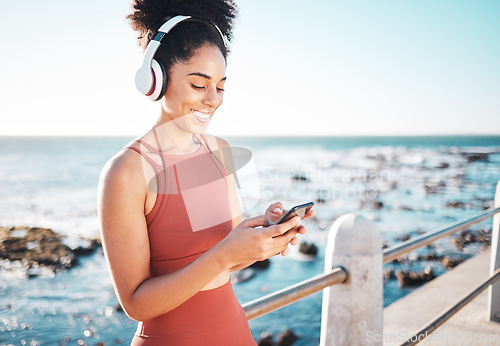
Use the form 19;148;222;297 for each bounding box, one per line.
187;72;227;82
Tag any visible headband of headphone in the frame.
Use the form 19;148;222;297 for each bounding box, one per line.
135;15;227;101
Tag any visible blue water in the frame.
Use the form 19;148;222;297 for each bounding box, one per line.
0;135;499;345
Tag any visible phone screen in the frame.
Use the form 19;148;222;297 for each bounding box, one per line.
276;202;314;224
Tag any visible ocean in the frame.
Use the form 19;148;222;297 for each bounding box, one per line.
1;135;499;345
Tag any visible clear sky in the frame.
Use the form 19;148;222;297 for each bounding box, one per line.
1;0;499;136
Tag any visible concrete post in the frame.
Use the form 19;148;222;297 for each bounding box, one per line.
489;179;500;322
320;213;383;346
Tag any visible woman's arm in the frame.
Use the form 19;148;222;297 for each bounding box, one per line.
212;135;315;263
98;150;301;321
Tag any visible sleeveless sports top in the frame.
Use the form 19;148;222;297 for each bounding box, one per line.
127;134;233;274
126;132;256;345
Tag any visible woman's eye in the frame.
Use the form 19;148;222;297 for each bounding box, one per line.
191;84;224;92
191;84;205;90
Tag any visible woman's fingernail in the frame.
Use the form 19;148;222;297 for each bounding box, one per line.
274;207;282;213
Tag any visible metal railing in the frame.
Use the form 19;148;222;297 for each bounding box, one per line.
384;207;500;263
243;207;499;321
385;206;500;345
402;267;500;346
243;266;348;320
241;183;500;346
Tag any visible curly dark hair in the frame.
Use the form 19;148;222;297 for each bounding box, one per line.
127;0;237;49
127;0;238;98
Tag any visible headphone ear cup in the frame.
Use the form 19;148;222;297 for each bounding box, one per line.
148;59;167;101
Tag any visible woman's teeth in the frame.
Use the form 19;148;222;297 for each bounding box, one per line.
192;110;211;122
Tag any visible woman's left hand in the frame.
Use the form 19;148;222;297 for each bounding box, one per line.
264;202;316;256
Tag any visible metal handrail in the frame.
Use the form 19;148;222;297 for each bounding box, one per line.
240;207;500;326
384;207;500;263
243;266;348;320
401;267;500;346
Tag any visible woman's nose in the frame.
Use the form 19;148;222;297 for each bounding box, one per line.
203;87;221;108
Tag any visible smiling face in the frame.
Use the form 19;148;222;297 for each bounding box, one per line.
159;44;227;135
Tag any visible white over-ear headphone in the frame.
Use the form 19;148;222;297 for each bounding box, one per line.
135;15;227;101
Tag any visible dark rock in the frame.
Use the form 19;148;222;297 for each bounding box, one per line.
436;162;450;169
452;229;492;250
483;201;494;210
442;255;464;269
73;238;102;256
446;201;465;209
452;232;470;250
464;152;489;163
0;226;101;277
291;174;309;182
424;180;446;195
258;331;274;346
250;259;271;269
395;234;411;242
475;196;491;202
395;267;435;287
298;242;318;257
314;189;329;204
276;328;299;346
368;200;384;210
384;267;395;280
0;227;77;274
418;253;442;261
424;184;436;195
398;205;414;211
478;228;492;246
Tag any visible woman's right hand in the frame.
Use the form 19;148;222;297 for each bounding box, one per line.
216;215;301;269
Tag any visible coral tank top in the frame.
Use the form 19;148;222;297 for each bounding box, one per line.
125;133;256;345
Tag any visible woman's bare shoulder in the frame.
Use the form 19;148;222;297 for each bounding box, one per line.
99;144;146;191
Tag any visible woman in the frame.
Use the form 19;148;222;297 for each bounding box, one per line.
98;0;314;344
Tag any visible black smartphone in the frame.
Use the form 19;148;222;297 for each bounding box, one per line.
276;202;314;224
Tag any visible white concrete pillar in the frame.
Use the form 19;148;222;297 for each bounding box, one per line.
489;179;500;322
320;213;383;346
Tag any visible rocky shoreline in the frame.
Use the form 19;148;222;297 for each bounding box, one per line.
0;226;101;278
382;228;491;287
